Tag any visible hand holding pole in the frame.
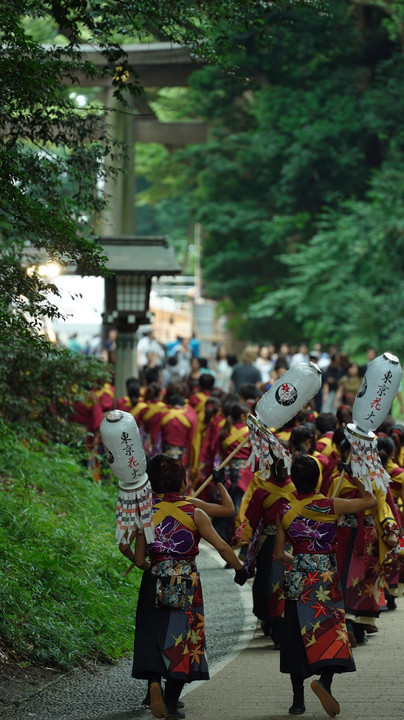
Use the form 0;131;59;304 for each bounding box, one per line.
331;449;352;498
192;435;250;498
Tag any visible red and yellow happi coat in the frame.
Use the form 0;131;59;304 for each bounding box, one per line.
142;400;167;456
219;421;253;493
160;405;198;466
189;391;211;471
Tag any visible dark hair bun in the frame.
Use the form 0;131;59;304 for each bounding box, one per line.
146;454;186;494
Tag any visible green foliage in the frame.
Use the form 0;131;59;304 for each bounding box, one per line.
0;421;141;668
374;0;404;44
0;337;110;443
0;4;112;362
250;161;404;354
136;1;404;348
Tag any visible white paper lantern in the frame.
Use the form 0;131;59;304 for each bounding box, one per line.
255;361;322;430
247;362;322;477
352;352;403;434
342;352;403;493
100;409;148;490
101;410;154;544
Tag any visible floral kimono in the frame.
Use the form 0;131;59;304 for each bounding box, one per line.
132;492;209;682
280;494;355;677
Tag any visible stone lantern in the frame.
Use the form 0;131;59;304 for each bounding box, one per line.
99;236;181;396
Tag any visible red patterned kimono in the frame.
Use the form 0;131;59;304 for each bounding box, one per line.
196;415;226;500
331;476;399;626
383;460;403;593
280;494;355;678
217;421;253;495
132;493;209;683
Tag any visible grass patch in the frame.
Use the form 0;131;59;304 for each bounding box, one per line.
0;420;142;669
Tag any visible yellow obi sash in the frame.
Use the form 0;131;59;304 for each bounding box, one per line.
262;482;296;510
282;493;338;530
161;408;192;429
194;392;208;416
143;401;166;423
153;499;197;532
222;425;249;450
130;401;147;417
95;384;114;400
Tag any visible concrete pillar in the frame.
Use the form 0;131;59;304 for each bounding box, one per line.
114;332;138;397
99;88;136;236
100;89;139;397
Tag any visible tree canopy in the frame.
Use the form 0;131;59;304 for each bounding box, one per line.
136;0;404;353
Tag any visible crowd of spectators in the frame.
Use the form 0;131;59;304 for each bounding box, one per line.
65;327;404;417
117;334;401;415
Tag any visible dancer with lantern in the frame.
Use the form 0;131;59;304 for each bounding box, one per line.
130;455;243;720
330;352;402;644
101;409;241;720
275;454;377;717
221;359;375;717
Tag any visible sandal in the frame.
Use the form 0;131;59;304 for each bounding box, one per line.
311;680;340;717
150;682;168;719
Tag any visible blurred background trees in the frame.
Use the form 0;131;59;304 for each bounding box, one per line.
137;1;404;352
